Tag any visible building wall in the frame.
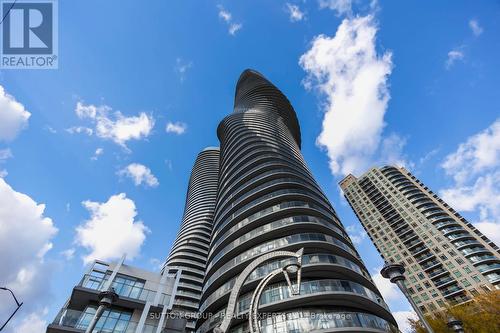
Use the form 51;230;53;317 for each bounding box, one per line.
340;166;500;314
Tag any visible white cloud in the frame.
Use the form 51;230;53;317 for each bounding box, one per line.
286;3;305;22
318;0;352;16
218;6;232;22
469;19;483;37
0;148;13;162
61;248;76;260
165;159;173;171
300;15;395;177
440;119;500;246
0;178;57;328
418;147;440;166
75;193;149;264
345;224;367;244
118;163;159;188
0;85;31;142
175;58;193;82
379;134;413;170
441;119;500;183
392;310;418;333
0;149;11;178
73;101;155;149
228;23;242;36
149;258;164;271
217;5;242;36
91;147;104;161
15;308;49;333
473;221;500;245
441;172;500;244
446;48;464;69
44;125;57;134
372;268;402;302
66;126;93;136
165;121;187;135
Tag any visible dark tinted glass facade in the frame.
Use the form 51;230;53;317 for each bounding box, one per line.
164;147;220;332
195;70;397;333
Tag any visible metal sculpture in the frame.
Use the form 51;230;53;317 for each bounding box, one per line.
214;248;303;333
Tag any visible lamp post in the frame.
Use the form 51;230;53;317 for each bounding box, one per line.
447;316;464;333
380;262;435;333
84;289;119;333
0;287;23;331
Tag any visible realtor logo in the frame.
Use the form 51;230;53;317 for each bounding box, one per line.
0;0;58;69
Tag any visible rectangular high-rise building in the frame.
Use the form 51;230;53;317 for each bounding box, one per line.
340;166;500;314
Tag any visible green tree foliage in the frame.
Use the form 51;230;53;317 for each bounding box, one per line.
409;290;500;333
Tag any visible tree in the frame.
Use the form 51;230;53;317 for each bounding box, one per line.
409;290;500;333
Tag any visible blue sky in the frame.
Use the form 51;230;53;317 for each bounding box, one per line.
0;1;499;332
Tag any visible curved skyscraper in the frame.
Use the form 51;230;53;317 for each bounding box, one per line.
197;70;397;332
164;147;220;332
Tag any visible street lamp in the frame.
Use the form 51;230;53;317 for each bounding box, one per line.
84;288;119;333
447;316;464;333
0;287;23;331
380;262;435;333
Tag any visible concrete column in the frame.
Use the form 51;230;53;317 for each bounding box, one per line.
135;301;152;333
101;254;126;291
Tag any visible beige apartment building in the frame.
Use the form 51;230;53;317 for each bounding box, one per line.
340;165;500;314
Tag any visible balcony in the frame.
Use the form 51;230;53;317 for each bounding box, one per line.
442;285;464;298
461;247;489;257
477;263;500;274
384;210;399;220
410;246;428;256
416;253;435;264
427;214;451;223
406;239;424;250
469;255;499;265
395;226;412;237
434;277;456;288
447;233;473;241
421;260;441;271
428;268;448;279
76;274;171;308
387;215;403;226
453;240;481;250
423;208;446;218
418;203;440;212
47;308;162;333
402;188;420;196
401;232;418;243
441;227;465;236
434;220;459;229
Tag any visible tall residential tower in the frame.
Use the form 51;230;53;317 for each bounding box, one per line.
163;148;220;332
340;166;500;314
195;70;397;333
